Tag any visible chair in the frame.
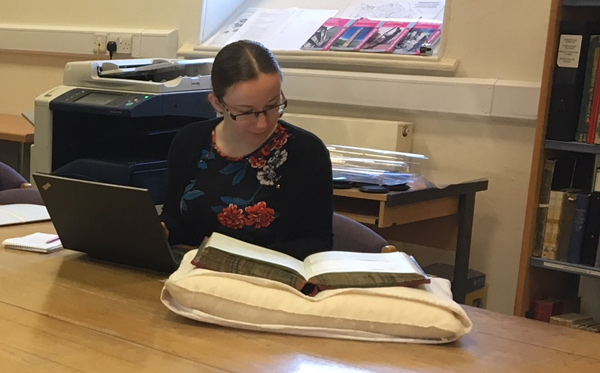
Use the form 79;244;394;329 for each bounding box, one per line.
0;161;44;205
332;212;397;253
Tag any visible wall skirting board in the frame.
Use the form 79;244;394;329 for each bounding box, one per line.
281;68;540;121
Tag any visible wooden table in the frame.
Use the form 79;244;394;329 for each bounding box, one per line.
333;179;489;303
0;114;34;176
2;221;600;372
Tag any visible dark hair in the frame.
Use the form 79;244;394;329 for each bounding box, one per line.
211;40;282;101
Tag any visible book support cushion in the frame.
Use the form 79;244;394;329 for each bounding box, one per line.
161;250;472;343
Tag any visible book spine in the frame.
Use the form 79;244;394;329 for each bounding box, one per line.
546;22;600;141
580;191;600;265
590;41;600;143
542;190;566;259
577;35;600;143
566;193;590;263
556;191;579;261
533;159;557;257
594;238;600;267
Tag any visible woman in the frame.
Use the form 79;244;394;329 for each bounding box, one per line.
160;40;333;260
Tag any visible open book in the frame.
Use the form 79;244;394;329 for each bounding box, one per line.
191;233;430;294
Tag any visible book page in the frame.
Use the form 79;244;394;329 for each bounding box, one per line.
218;8;339;51
0;204;51;226
303;250;423;279
207;233;306;277
202;8;259;47
340;0;445;21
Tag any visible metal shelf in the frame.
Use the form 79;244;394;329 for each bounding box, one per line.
563;0;600;6
545;140;600;154
530;257;600;278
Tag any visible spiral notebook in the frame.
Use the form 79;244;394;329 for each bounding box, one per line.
3;232;63;253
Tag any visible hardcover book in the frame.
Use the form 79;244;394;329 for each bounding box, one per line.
556;190;580;261
191;232;430;295
576;34;600;143
549;312;594;327
300;17;357;51
546;21;600;141
542;190;569;259
566;192;590;263
533;159;557;257
580;191;600;266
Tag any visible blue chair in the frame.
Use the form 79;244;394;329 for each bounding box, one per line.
0;162;43;205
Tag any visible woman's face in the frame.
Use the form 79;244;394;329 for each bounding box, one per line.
217;72;283;147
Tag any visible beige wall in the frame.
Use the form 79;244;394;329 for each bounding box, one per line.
0;0;552;315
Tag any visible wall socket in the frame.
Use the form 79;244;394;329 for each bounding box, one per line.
93;33;107;53
107;33;133;54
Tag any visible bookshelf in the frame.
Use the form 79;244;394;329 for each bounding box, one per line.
514;0;600;317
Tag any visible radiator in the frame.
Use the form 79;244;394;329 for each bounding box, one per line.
282;113;413;152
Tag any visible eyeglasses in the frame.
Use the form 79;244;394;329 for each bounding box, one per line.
220;92;288;123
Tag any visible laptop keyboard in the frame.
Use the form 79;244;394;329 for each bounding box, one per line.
170;247;188;265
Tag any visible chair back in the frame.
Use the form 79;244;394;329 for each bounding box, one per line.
332;212;396;253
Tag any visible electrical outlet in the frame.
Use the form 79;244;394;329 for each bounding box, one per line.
93;33;107;53
107;33;133;54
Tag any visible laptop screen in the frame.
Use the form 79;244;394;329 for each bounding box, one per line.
33;173;179;273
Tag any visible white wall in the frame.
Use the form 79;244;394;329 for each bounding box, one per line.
0;0;552;315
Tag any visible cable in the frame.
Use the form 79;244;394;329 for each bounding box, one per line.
107;41;117;60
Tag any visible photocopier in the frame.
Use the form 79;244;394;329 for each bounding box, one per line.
31;58;217;203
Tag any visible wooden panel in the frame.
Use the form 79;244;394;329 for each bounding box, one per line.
379;196;459;227
373;215;458;251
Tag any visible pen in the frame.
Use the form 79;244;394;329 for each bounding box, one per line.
46;236;60;244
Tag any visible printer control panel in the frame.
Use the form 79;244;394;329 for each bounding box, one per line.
50;88;159;116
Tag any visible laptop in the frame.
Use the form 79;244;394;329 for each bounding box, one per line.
32;173;184;273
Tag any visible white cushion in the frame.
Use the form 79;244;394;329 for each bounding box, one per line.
161;250;472;343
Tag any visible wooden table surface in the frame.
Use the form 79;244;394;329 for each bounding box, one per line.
0;114;34;143
2;221;600;372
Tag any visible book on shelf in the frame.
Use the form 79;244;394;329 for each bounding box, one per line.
393;20;442;55
2;232;62;253
359;20;414;53
542;190;573;259
576;34;600;144
580;191;600;266
533;296;581;323
543;189;579;260
566;192;590;263
300;17;357;51
549;312;594;327
546;21;600;141
533;159;557;257
533;298;564;322
330;18;382;51
555;190;581;261
191;232;430;295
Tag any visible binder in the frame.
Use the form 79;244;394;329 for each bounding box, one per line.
546;21;600;141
